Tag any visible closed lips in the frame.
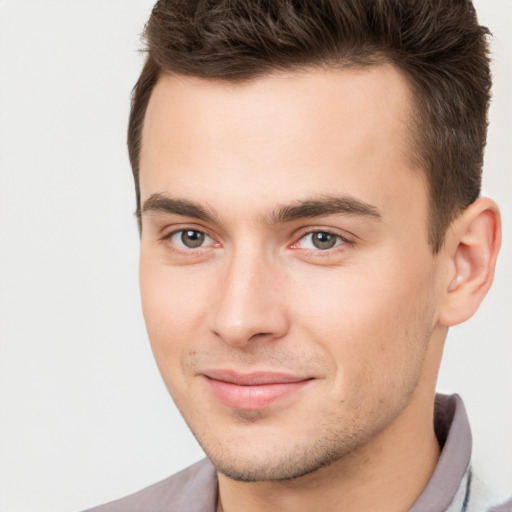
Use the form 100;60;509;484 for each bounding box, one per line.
202;370;314;410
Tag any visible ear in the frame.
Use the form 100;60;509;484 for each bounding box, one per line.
438;197;501;327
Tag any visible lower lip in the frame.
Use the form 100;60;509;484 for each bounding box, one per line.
205;378;311;410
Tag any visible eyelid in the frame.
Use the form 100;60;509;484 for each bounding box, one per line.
160;225;220;250
161;223;213;239
300;232;344;248
291;226;353;245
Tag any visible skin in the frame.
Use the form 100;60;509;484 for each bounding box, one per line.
138;65;500;512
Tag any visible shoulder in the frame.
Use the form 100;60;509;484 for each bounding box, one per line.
82;458;217;512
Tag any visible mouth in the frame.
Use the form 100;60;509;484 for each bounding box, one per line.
201;369;314;410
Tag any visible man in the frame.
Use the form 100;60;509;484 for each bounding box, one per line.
86;1;509;511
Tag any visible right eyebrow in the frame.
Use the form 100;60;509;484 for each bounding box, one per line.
140;193;217;223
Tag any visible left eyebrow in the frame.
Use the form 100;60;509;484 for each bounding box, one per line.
266;195;382;224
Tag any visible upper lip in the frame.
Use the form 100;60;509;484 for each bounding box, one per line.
202;369;312;386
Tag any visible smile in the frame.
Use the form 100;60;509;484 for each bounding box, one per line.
202;370;314;410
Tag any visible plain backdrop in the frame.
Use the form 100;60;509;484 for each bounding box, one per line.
0;1;510;511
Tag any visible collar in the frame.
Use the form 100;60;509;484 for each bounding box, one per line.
410;393;472;511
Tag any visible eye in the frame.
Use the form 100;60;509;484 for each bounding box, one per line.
169;229;213;249
297;231;345;250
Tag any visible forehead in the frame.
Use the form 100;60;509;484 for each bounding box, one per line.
139;65;426;226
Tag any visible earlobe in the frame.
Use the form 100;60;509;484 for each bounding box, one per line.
438;197;501;327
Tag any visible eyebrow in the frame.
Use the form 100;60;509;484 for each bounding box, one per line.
141;193;217;223
140;192;381;225
267;195;382;224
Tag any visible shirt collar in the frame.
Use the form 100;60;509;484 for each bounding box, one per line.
409;393;472;511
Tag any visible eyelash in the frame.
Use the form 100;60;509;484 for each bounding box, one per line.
160;227;353;256
161;227;218;255
291;231;350;253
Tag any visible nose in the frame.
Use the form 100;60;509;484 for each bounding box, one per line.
208;249;290;348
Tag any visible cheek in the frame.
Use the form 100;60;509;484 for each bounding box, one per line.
139;262;214;409
291;258;435;388
139;260;210;359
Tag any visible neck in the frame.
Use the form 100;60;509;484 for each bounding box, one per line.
217;387;441;512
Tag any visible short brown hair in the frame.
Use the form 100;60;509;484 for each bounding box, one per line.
128;0;492;252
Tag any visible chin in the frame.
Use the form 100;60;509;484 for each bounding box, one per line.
196;427;364;483
213;455;330;482
215;456;337;483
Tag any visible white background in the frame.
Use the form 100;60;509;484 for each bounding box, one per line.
0;1;510;511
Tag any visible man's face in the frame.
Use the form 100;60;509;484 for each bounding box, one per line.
138;65;444;481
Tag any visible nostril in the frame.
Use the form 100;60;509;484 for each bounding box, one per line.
247;332;273;343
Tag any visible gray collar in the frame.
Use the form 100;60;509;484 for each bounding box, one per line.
410;393;472;511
